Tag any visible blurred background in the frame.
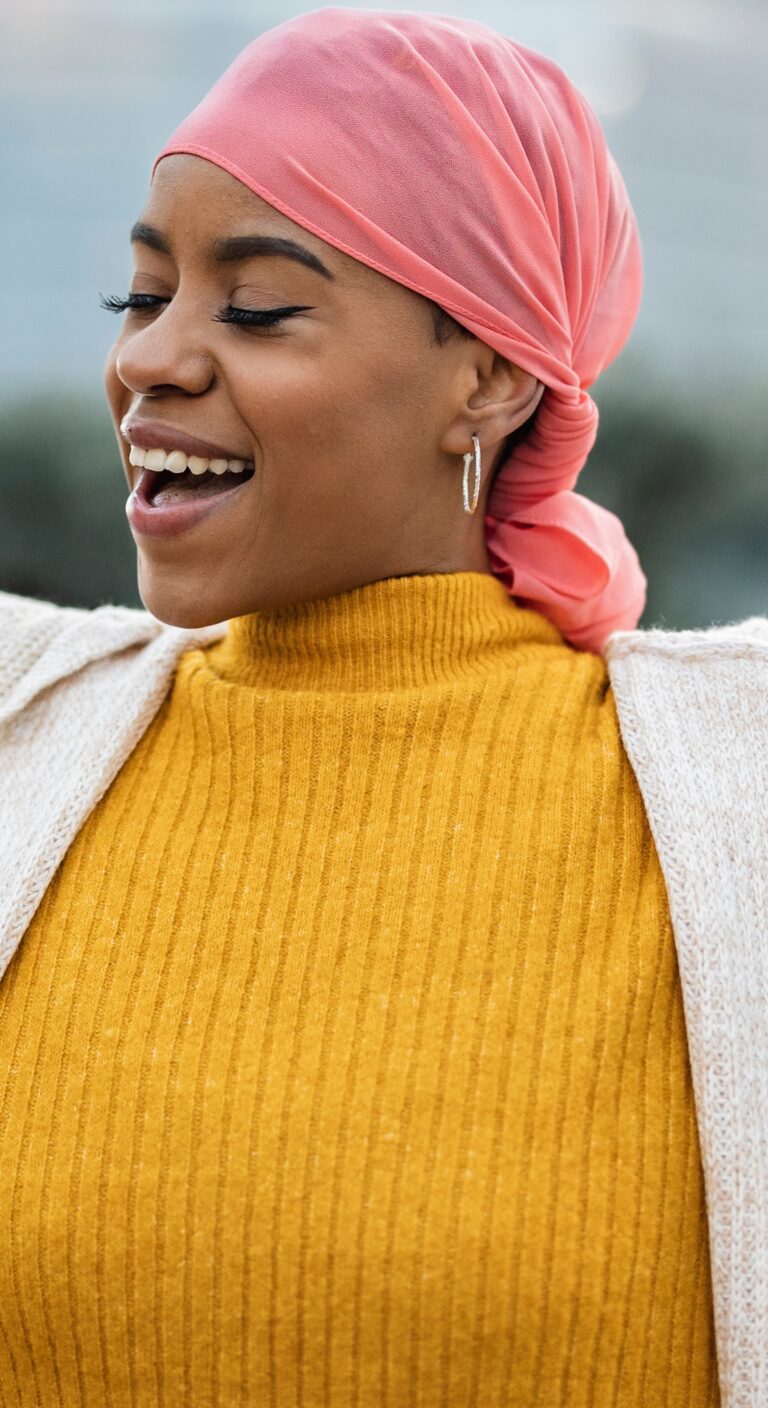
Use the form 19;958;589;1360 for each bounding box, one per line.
0;0;765;627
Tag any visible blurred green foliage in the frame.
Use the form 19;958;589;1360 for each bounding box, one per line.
0;368;765;628
0;391;141;611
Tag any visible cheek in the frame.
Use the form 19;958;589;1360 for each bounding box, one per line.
226;344;372;451
342;332;446;445
227;336;432;454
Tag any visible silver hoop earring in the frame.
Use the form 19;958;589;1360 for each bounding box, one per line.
462;433;482;515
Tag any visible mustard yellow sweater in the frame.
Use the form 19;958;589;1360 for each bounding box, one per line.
0;571;720;1406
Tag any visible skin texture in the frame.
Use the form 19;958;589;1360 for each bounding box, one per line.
104;154;544;627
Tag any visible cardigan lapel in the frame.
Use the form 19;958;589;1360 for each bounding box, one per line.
606;618;768;1408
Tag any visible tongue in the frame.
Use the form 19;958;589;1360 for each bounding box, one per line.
151;469;245;507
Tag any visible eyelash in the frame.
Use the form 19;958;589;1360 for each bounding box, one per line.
97;292;312;328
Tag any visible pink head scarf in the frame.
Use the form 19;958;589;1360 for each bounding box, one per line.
152;7;646;654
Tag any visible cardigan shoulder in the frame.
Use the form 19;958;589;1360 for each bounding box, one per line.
604;614;768;664
0;589;165;709
0;589;226;724
604;613;768;762
0;590;90;702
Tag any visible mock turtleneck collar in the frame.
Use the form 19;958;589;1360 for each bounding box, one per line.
203;571;567;692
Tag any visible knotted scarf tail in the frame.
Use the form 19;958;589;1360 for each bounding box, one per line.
484;490;647;655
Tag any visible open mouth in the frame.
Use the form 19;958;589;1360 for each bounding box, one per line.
143;464;256;507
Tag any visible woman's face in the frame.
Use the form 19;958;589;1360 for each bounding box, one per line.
105;154;541;626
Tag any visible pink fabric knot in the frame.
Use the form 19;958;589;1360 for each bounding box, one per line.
153;7;648;654
486;383;647;652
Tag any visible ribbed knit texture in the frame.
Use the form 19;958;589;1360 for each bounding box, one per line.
0;571;719;1406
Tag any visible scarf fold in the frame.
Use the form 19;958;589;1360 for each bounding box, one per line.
153;7;647;653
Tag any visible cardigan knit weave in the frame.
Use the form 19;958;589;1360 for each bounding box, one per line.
0;573;765;1407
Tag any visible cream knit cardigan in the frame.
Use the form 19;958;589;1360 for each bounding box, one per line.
0;588;766;1408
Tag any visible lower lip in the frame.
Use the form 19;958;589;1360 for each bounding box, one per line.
126;468;254;539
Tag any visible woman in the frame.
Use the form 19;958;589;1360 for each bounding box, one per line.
0;10;765;1406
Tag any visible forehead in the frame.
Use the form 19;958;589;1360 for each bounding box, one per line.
142;153;359;282
150;154;293;226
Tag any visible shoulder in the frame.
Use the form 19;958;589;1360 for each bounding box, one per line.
604;615;768;665
0;588;155;696
603;615;768;764
0;587;158;642
0;587;92;647
0;589;226;714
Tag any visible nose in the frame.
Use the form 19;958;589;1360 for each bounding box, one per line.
114;296;214;397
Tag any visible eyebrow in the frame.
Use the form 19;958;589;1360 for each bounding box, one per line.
129;221;335;280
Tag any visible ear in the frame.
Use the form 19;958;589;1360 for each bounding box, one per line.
440;345;544;459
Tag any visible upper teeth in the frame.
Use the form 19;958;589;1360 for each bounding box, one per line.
128;445;251;476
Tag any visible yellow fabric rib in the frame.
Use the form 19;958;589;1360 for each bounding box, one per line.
0;570;720;1406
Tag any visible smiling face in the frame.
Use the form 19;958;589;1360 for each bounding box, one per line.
104;154;543;626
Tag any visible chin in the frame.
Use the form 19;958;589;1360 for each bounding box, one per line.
139;596;227;631
135;562;233;630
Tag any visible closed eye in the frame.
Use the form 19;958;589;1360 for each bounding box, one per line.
214;303;315;327
98;291;314;328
